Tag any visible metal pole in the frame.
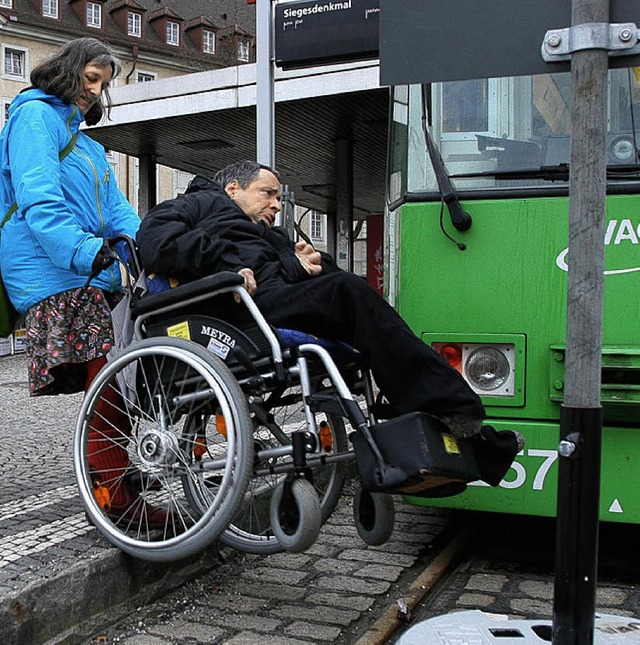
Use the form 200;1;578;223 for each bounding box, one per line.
256;0;275;168
552;0;609;643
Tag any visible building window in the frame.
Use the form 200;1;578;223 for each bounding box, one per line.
309;211;326;244
166;21;180;46
128;11;142;37
173;170;194;197
0;0;13;8
1;98;11;130
86;2;101;28
203;30;215;54
105;150;119;187
3;46;28;81
137;71;156;82
237;40;250;62
42;0;58;18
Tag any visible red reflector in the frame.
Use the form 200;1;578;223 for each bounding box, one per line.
433;342;463;372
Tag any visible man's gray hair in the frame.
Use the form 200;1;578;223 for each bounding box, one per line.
213;160;279;189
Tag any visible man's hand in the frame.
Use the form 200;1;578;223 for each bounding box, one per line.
235;267;256;303
295;240;322;276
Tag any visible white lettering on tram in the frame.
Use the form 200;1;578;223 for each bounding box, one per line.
556;218;640;275
469;448;558;491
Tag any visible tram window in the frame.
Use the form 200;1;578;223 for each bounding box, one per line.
532;74;571;138
392;70;640;197
609;67;640;133
388;86;409;203
442;80;489;134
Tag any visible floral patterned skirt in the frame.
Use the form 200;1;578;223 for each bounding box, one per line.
24;286;122;396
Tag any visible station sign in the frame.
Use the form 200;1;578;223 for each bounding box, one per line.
275;0;380;69
380;0;640;85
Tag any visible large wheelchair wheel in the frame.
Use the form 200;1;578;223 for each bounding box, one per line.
219;384;349;554
74;337;253;562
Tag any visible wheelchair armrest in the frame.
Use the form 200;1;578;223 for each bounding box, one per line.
131;272;245;316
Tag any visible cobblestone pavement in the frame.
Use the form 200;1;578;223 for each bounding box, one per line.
86;511;640;644
0;354;222;644
0;352;455;644
88;487;453;645
2;352;639;645
0;353;88;593
394;514;640;643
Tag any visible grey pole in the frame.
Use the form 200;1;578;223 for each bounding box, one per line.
256;0;275;168
552;0;609;643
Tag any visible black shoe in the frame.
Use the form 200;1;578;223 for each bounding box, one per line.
471;426;524;486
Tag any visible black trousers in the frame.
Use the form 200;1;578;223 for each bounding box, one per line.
254;272;484;421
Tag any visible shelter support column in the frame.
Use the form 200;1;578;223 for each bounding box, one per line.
335;138;353;271
138;155;157;217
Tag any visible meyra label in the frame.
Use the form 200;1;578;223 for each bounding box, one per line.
442;433;460;454
166;321;191;340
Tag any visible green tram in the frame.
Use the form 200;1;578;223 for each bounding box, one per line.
386;67;640;523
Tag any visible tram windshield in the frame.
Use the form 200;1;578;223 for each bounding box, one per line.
389;68;640;201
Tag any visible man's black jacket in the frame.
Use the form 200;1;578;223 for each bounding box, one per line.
137;175;334;291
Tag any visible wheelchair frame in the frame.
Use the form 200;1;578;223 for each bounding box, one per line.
73;236;398;562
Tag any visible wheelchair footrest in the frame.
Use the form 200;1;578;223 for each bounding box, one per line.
352;412;481;495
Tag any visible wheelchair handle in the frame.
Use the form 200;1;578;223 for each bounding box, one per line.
84;234;141;288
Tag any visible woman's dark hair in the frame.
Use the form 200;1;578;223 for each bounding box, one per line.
213;160;279;189
30;37;121;123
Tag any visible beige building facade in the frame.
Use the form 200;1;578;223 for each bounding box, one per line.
0;0;255;213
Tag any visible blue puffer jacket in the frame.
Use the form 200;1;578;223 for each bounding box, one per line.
0;89;140;313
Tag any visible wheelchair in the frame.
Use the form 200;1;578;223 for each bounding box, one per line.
73;237;480;562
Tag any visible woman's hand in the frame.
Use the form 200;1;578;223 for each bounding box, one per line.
91;250;106;273
91;241;118;274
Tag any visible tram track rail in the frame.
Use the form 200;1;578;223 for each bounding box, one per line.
354;511;640;644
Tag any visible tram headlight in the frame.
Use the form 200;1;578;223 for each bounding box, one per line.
464;347;511;392
431;339;519;399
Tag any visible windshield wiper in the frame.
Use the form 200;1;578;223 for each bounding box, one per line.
450;164;571;181
421;86;471;232
450;163;640;182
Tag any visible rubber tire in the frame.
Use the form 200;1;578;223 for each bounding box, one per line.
220;394;348;555
353;487;395;546
74;337;253;562
270;478;321;553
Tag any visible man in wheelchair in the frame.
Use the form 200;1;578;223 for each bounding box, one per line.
135;160;522;492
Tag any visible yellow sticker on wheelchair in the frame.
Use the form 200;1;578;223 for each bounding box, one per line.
166;321;191;340
442;433;460;455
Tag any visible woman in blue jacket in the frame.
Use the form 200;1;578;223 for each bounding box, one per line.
0;38;165;526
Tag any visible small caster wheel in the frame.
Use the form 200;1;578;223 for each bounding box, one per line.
353;487;395;546
270;478;321;552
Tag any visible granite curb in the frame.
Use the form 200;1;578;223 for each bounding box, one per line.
0;544;221;645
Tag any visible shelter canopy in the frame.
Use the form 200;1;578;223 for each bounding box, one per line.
87;60;389;219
